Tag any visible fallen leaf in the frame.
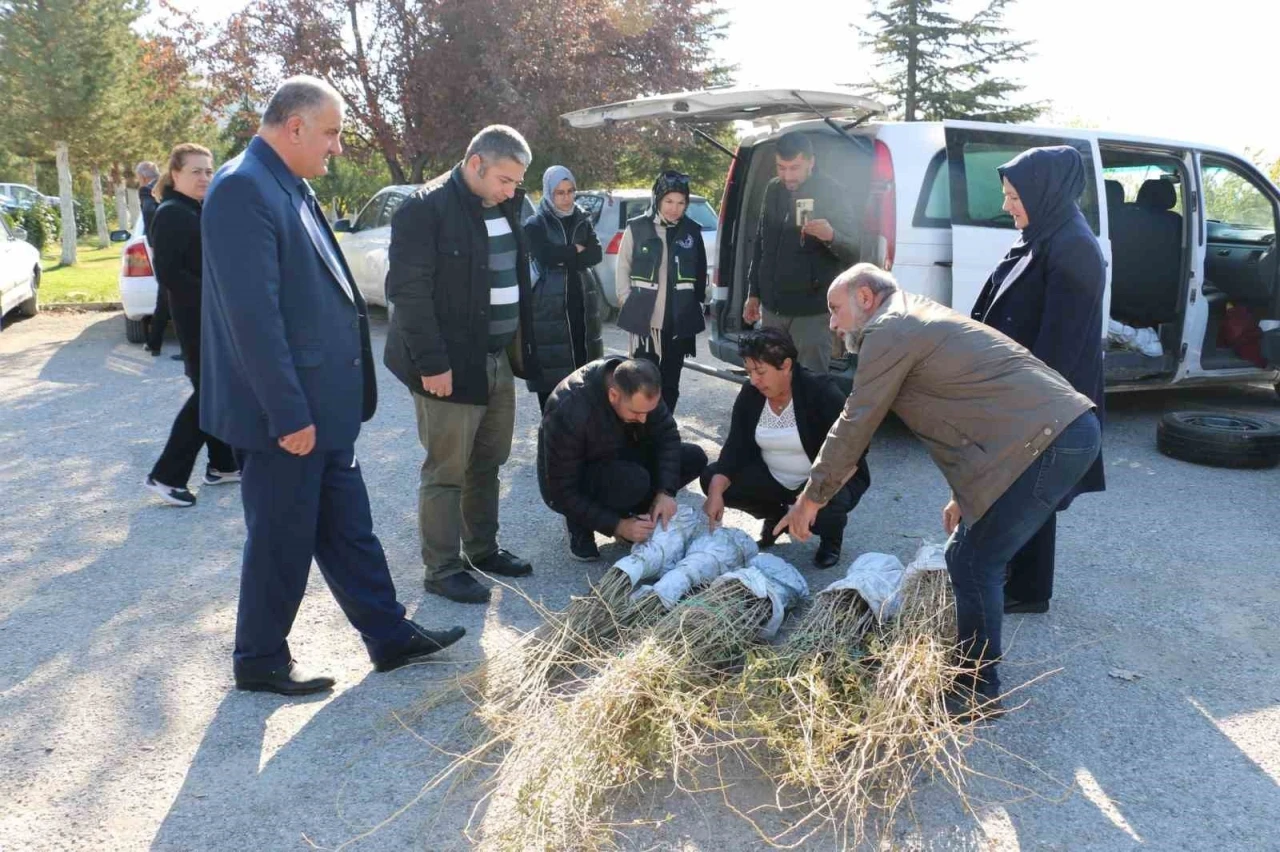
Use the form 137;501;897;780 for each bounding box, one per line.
1108;669;1141;682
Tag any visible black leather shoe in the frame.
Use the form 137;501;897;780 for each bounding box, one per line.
568;525;600;562
813;538;842;569
374;622;467;672
170;352;184;361
424;572;491;604
469;548;532;577
235;660;334;696
757;517;783;550
1004;596;1050;614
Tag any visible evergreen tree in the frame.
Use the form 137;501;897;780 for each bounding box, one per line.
859;0;1046;123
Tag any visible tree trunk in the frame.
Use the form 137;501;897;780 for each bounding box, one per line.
56;141;76;266
114;179;131;231
127;183;142;231
29;160;38;188
905;0;918;122
92;166;110;248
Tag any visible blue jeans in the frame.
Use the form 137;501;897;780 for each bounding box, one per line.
944;411;1101;694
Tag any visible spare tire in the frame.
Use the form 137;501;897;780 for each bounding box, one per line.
1156;410;1280;469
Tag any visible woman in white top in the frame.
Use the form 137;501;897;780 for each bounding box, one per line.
700;327;870;567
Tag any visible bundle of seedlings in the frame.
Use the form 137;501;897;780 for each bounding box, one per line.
728;545;981;848
479;554;809;852
624;525;759;631
418;506;707;722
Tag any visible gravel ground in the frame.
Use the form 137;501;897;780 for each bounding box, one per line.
2;309;1279;852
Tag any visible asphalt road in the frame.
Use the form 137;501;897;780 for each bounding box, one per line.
2;309;1279;851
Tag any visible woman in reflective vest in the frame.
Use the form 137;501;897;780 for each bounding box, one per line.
614;170;707;413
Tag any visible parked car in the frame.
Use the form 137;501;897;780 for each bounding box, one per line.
0;183;58;211
573;189;719;320
115;218;157;343
335;173;536;317
0;192;18;215
0;214;41;325
564;86;1280;397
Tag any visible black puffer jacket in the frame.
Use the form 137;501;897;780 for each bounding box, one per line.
538;357;681;534
523;205;603;393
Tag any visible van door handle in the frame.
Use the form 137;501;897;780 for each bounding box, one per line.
1216;249;1230;256
934;261;953;268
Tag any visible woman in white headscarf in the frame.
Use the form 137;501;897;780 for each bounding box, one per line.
523;165;603;411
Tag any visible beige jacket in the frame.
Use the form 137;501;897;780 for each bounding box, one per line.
805;291;1093;523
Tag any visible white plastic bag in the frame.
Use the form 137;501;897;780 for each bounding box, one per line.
1107;318;1163;357
636;527;757;610
714;553;810;638
819;552;907;622
612;505;708;587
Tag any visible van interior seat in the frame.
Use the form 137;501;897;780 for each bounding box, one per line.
1109;178;1184;329
1104;179;1125;235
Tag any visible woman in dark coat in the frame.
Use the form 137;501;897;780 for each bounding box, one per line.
970;145;1106;613
143;143;239;507
700;327;870;568
524;165;603;411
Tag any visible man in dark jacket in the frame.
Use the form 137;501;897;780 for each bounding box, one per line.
743;132;858;374
538;357;708;561
385;125;541;604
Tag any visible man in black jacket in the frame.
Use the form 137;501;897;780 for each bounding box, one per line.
538;358;708;561
136;160;174;358
743;132;858;374
385;126;541;604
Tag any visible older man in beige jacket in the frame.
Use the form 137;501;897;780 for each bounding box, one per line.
776;263;1101;717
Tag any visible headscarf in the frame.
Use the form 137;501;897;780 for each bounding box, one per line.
539;165;577;220
997;145;1087;249
650;169;691;227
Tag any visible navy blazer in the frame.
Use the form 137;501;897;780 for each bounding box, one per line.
200;137;377;452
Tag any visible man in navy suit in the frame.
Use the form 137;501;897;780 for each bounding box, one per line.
200;76;464;695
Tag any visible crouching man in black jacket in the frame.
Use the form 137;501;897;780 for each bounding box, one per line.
538;358;707;561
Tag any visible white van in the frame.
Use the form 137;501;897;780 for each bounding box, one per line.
564;87;1280;397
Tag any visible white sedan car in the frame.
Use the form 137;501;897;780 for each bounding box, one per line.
116;219;157;343
0;215;41;326
335;177;536;316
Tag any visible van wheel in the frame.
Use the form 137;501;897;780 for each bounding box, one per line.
1156;410;1280;469
125;316;146;343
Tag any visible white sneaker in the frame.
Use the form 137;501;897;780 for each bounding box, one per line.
145;475;196;507
203;467;242;486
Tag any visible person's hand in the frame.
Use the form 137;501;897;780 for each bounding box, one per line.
743;296;761;324
616;516;656;543
421;370;453;398
651;493;678;530
702;492;725;530
774;494;821;542
801;218;835;243
278;424;316;456
575;243;586;253
942;499;962;536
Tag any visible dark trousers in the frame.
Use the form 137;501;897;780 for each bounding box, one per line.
150;328;236;487
537;390;551;413
633;330;686;414
571;442;708;535
1004;514;1056;603
699;458;866;542
233;446;413;678
944;412;1100;694
146;286;171;351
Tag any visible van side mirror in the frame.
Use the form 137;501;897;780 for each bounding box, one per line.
110;229;131;243
332;218;353;233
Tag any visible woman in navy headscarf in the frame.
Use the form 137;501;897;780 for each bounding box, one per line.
970;145;1107;614
523;165;604;411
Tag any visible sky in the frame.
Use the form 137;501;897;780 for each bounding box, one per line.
162;0;1279;160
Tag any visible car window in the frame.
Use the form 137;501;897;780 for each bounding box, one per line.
377;191;406;229
686;200;719;231
353;193;385;232
1;216;12;239
1201;160;1276;232
621;199;647;227
575;194;603;225
914;150;950;228
1102;164;1182;210
946;130;1100;235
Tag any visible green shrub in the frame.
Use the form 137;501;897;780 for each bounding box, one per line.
20;200;58;251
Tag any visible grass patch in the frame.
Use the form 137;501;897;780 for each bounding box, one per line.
40;241;123;304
